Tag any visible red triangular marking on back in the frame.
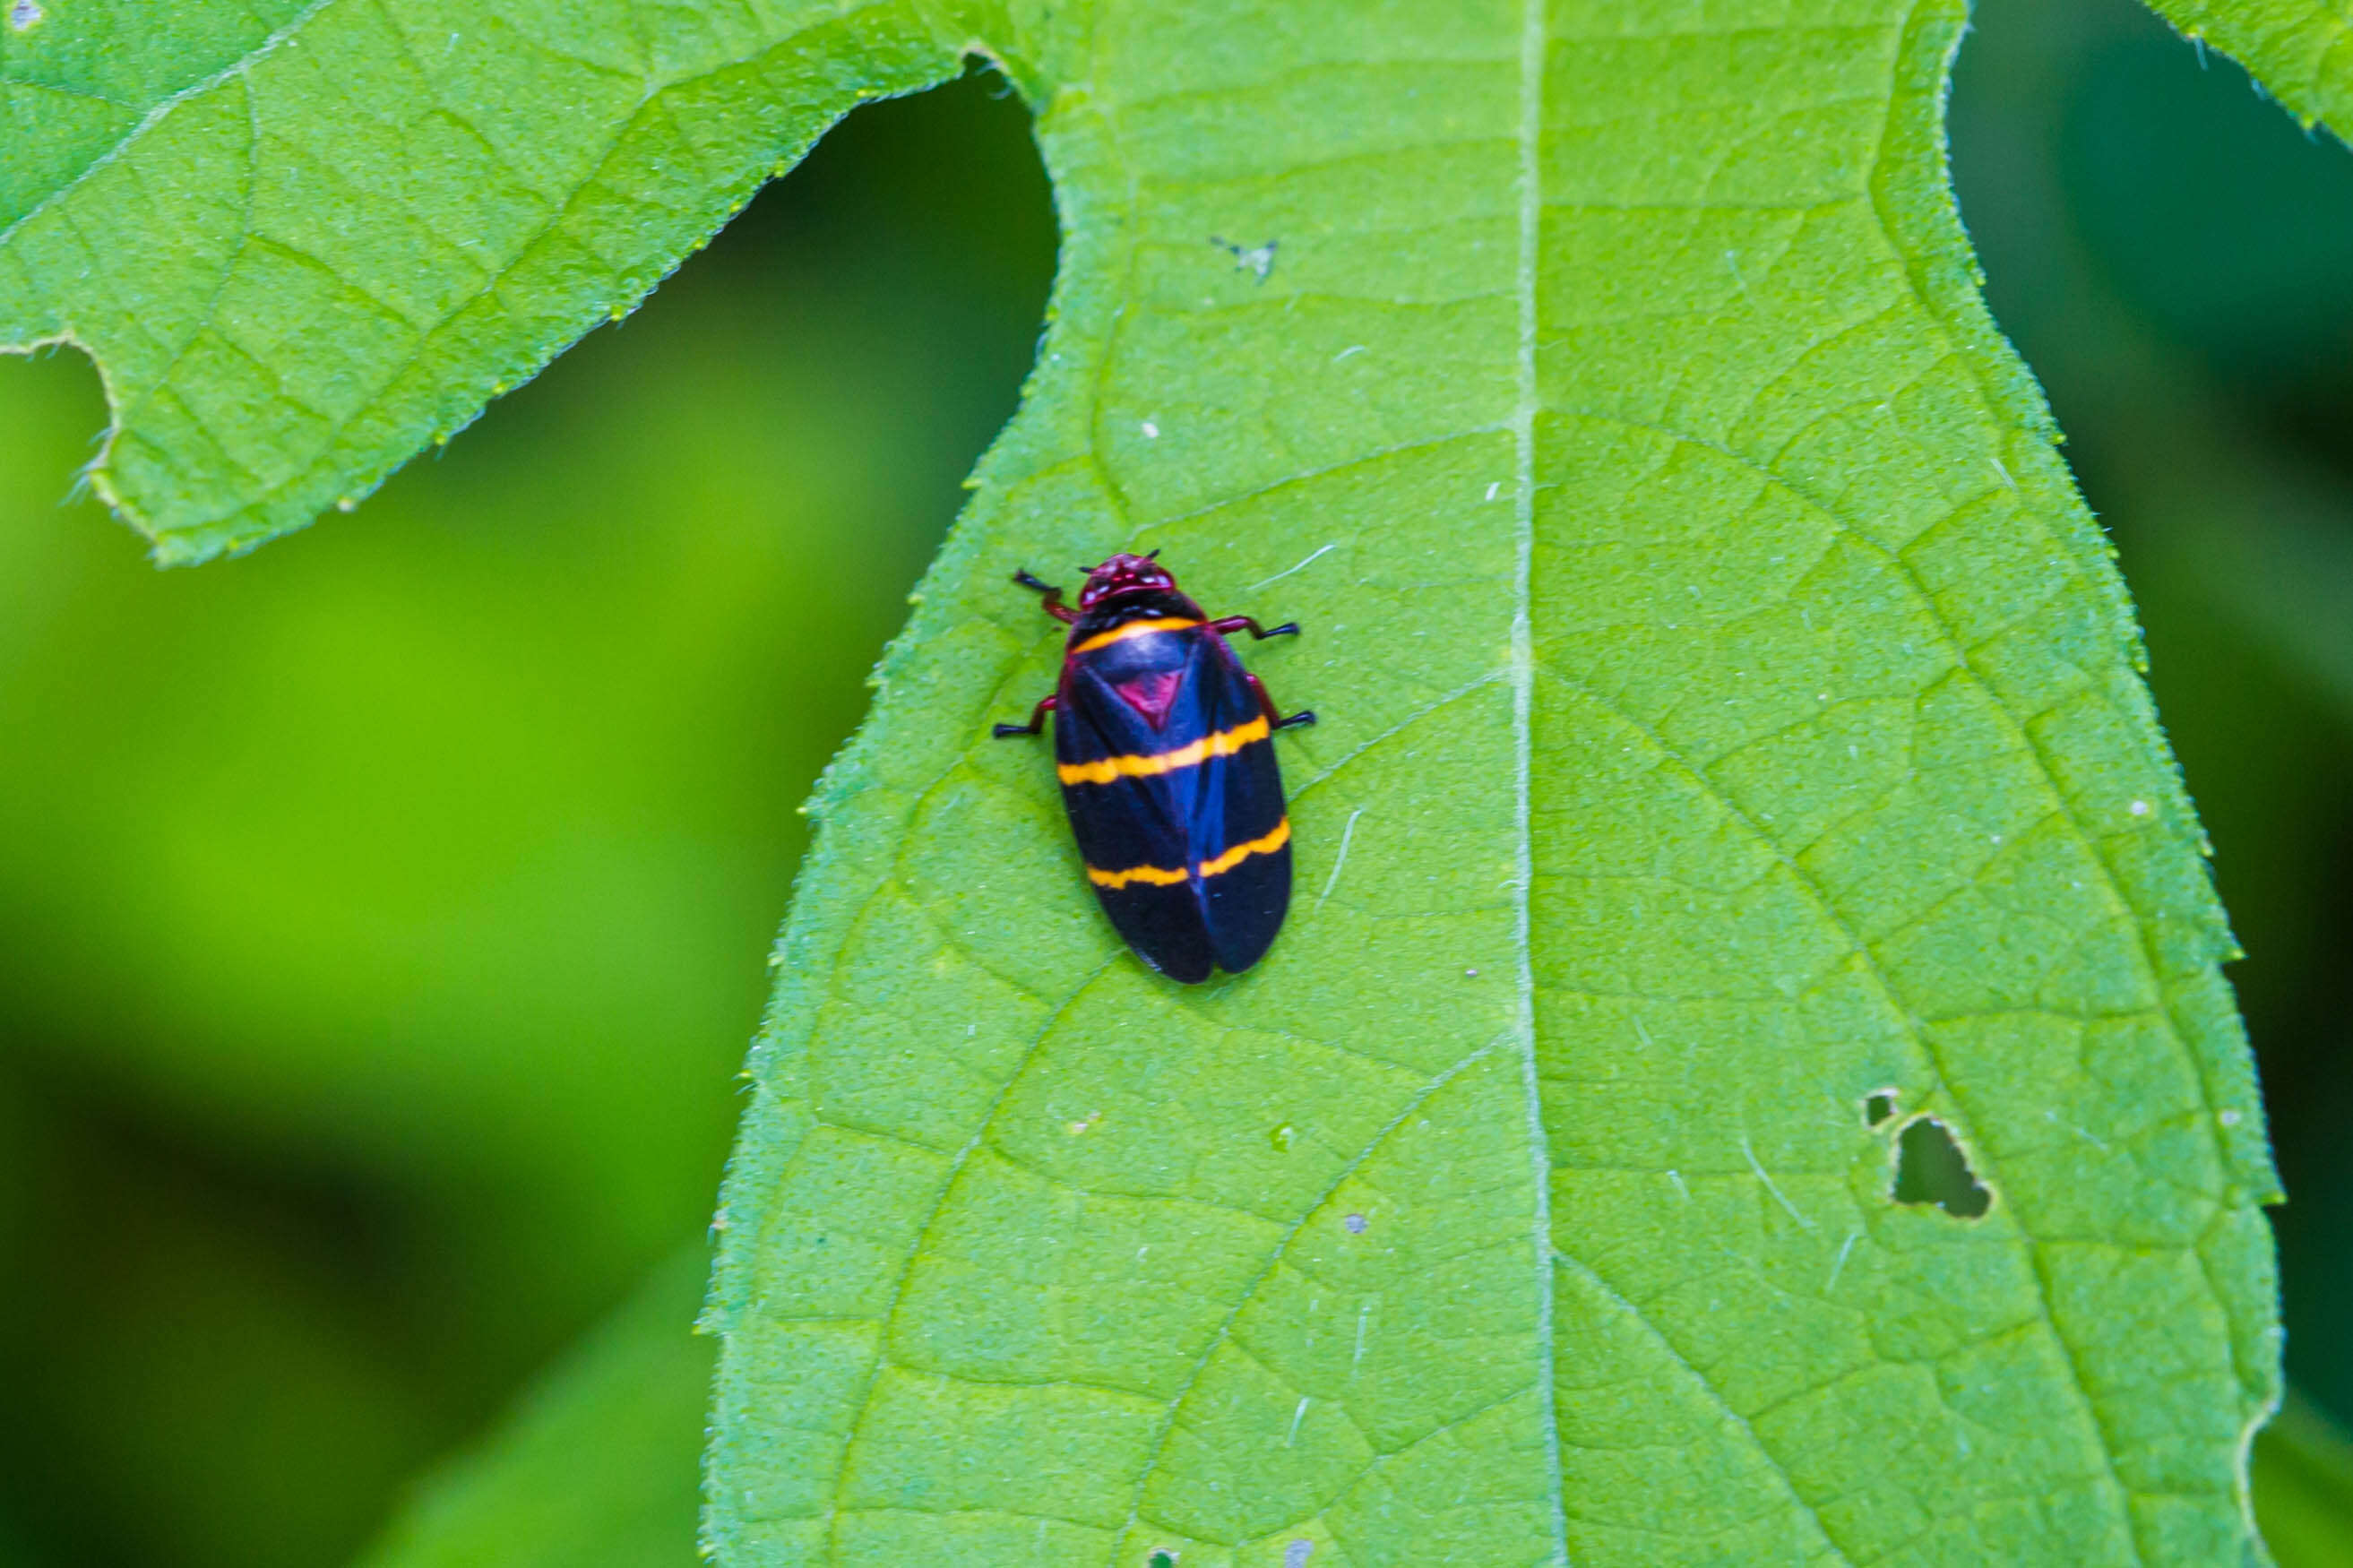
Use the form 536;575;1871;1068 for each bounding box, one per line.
1113;670;1185;728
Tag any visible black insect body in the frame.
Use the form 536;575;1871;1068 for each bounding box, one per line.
994;553;1315;983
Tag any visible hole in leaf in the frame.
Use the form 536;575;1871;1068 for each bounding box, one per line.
1864;1090;1898;1126
1148;1552;1178;1568
1892;1117;1992;1218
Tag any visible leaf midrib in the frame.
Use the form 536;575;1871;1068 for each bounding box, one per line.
1510;0;1568;1562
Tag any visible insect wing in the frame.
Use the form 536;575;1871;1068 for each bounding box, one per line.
1055;633;1219;981
1192;636;1290;975
1053;630;1290;981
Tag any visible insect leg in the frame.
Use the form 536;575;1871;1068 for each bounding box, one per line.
1012;568;1079;624
1207;615;1300;640
1243;672;1316;730
992;694;1059;738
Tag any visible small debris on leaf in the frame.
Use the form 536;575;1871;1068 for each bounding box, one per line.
1211;235;1277;280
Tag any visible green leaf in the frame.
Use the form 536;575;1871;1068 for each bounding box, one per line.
0;0;311;235
353;1244;713;1568
2136;0;2353;142
0;0;964;563
700;4;2280;1565
0;0;2287;1564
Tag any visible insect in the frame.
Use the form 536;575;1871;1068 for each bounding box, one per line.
993;551;1316;984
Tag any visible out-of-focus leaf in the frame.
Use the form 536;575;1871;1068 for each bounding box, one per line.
2142;477;2353;721
2254;1393;2353;1566
0;246;949;1348
0;1513;39;1568
353;1244;712;1568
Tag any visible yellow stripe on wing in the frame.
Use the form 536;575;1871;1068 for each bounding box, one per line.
1069;617;1202;655
1197;818;1290;878
1084;859;1192;890
1057;715;1270;786
1084;818;1291;890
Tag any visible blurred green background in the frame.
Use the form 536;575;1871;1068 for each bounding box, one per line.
0;67;1055;1568
3;0;2352;1559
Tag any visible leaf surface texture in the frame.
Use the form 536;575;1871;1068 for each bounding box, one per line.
0;0;2288;1563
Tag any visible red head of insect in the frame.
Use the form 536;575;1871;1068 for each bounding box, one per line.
1075;550;1175;608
